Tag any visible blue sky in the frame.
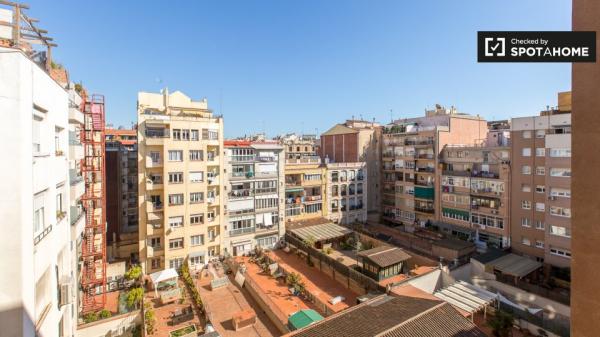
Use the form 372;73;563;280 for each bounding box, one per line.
28;0;571;138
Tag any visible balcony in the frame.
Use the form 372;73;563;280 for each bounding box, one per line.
416;154;435;160
442;170;470;177
147;202;164;213
146;158;163;168
304;195;322;203
229;227;256;237
256;224;279;233
285;156;321;164
230;171;255;180
229;189;253;199
415;206;435;214
207;175;219;185
147;245;163;257
416;167;435;173
285;205;302;217
471;171;500;179
255;187;277;195
146;179;163;191
231;155;256;162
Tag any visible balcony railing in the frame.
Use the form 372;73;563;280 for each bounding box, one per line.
145;129;170;138
415;206;435;214
442;170;471;177
229;227;256;236
229;189;253;199
231;155;256;162
472;171;500;179
416;167;435;173
255;187;277;195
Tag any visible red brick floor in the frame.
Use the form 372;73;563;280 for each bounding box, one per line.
270;250;358;313
196;270;280;337
145;280;204;337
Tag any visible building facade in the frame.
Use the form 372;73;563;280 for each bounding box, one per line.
137;90;225;273
439;145;511;250
325;162;368;224
0;45;78;337
510;92;572;270
380;105;488;232
105;128;139;263
320;120;381;217
223;140;285;255
284;158;328;222
279;133;318;160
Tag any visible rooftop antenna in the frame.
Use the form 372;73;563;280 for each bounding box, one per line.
219;88;223;116
390;109;393;123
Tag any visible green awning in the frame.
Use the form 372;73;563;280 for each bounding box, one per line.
286;187;305;192
414;186;434;200
442;207;470;219
288;309;324;330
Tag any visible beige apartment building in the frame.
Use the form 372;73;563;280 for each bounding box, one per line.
223;140;286;256
510;92;572;270
284;158;328;222
381;105;488;232
326;162;368;224
137;90;225;274
280;133;318;159
439;145;511;250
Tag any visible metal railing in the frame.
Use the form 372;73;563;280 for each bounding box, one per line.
229;227;256;236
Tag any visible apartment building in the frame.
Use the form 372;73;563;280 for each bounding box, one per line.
510;92;572;270
0;43;78;336
320;120;381;217
223;140;285;255
380;105;488;232
138;90;225;274
284;157;328;222
325;162;368;224
106;128;139;263
439;145;511;250
279;133;318;159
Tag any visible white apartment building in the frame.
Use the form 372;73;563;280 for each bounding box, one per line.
223;141;285;256
326;162;368;224
0;47;77;337
138;90;225;274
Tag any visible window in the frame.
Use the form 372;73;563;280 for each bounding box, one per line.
535;185;545;193
550;247;571;259
550;168;571;177
191;129;199;141
169;258;184;269
168;172;183;183
535;220;545;230
536;167;545;175
550;148;571;158
190;255;204;266
535;129;545;138
521;200;531;209
536;148;546;157
190;150;203;161
172;129;181;140
521;218;531;227
151;258;161;269
255;198;278;209
522;131;532;139
207;211;215;222
34;194;45;235
550;225;571;237
550;206;571;218
535;240;544;249
550;188;571;198
522;148;531;157
522;166;531;175
190;171;204;183
150;151;161;163
522;185;531;192
190;214;204;225
169;238;184;250
56;192;63;214
521;237;531;246
202;129;219;140
257;236;278;248
190;235;204;246
535;202;545;212
168;150;183;161
168;194;184;205
33;115;42;154
190;192;204;204
148;237;161;248
471;213;504;229
182;129;190;140
169;216;183;228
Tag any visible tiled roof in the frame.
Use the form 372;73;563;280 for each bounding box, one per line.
358;245;411;268
287;295;486;337
321;124;358;136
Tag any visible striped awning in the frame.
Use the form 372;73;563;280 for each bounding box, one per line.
291;223;352;243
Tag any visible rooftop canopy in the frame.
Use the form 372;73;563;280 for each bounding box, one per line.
433;281;498;315
358;245;411;268
149;268;178;285
488;253;542;278
288;309;324;330
290;222;352;243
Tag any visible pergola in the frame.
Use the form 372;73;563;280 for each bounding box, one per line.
290;222;352;247
149;268;179;297
433;280;498;320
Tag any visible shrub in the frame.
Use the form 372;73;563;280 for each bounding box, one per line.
488;310;514;337
126;287;144;309
125;265;142;282
83;312;98;323
144;305;156;335
99;309;112;319
180;263;203;312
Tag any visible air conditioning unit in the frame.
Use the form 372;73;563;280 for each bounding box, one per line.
59;283;72;306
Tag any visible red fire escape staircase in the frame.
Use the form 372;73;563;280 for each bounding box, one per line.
80;94;107;313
